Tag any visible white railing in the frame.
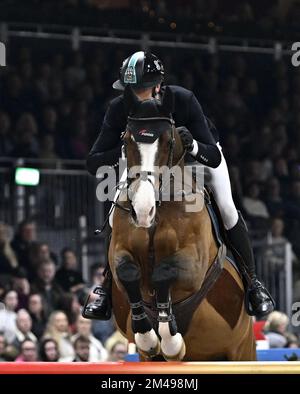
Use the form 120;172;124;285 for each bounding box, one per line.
0;22;295;58
255;240;293;318
0;158;105;282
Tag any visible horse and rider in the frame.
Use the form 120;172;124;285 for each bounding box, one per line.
83;51;274;360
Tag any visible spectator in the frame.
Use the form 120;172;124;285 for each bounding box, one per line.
11;267;31;309
264;177;284;217
105;330;128;356
269;218;288;244
11;309;37;351
29;242;57;272
60;293;82;330
11;113;39;158
264;311;289;348
90;262;106;288
273;158;289;194
73;335;90;362
31;259;64;315
15;339;38;362
72;315;107;361
92;318;115;347
11;220;37;274
65;52;86;90
0;290;18;344
28;293;47;339
39;338;60;362
56;248;85;293
107;341;128;362
43;310;74;361
0;222;18;275
243;182;269;219
0;332;8;361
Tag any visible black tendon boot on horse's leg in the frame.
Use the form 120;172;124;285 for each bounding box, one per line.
226;212;275;317
116;256;160;359
152;260;186;361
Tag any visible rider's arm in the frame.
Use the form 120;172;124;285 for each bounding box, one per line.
186;93;221;168
86;98;125;175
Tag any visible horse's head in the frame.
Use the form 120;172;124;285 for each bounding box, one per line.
123;86;182;228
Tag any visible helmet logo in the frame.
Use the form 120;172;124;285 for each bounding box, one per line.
154;60;161;71
124;66;137;84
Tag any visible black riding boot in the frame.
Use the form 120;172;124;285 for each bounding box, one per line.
82;267;112;320
226;213;275;318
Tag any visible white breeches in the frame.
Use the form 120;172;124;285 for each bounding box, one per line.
206;143;238;230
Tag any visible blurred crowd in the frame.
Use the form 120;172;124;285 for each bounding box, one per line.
1;0;300;39
0;219;299;363
0;219;129;362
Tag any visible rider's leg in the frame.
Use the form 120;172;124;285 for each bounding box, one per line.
207;143;274;317
83;167;130;320
82;204;113;321
82;263;112;320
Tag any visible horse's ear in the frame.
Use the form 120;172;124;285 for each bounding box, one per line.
161;86;174;116
123;85;140;115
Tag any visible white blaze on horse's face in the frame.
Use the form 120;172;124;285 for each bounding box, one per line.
131;140;158;228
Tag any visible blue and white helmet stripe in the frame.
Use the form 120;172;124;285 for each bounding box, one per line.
124;51;144;84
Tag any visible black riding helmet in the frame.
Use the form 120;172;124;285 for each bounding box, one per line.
112;51;164;91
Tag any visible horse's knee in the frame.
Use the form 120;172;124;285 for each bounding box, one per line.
116;256;141;283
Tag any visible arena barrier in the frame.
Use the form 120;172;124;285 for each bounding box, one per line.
257;349;300;361
1;362;300;374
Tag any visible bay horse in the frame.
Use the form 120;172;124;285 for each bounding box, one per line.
108;86;256;361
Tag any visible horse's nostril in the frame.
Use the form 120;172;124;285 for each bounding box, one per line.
149;206;154;217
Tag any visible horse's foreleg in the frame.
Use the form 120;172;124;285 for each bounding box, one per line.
152;260;186;361
116;255;160;358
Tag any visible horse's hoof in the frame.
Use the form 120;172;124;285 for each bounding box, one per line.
162;341;186;362
137;340;161;360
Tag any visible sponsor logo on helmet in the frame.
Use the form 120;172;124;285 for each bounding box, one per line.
124;66;137;84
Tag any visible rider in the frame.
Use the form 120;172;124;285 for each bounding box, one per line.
84;51;274;320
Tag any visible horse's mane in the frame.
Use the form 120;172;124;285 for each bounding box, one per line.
131;98;162;118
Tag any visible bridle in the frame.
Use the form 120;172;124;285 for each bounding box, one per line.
122;115;186;214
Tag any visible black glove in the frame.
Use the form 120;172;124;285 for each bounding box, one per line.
177;126;194;152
